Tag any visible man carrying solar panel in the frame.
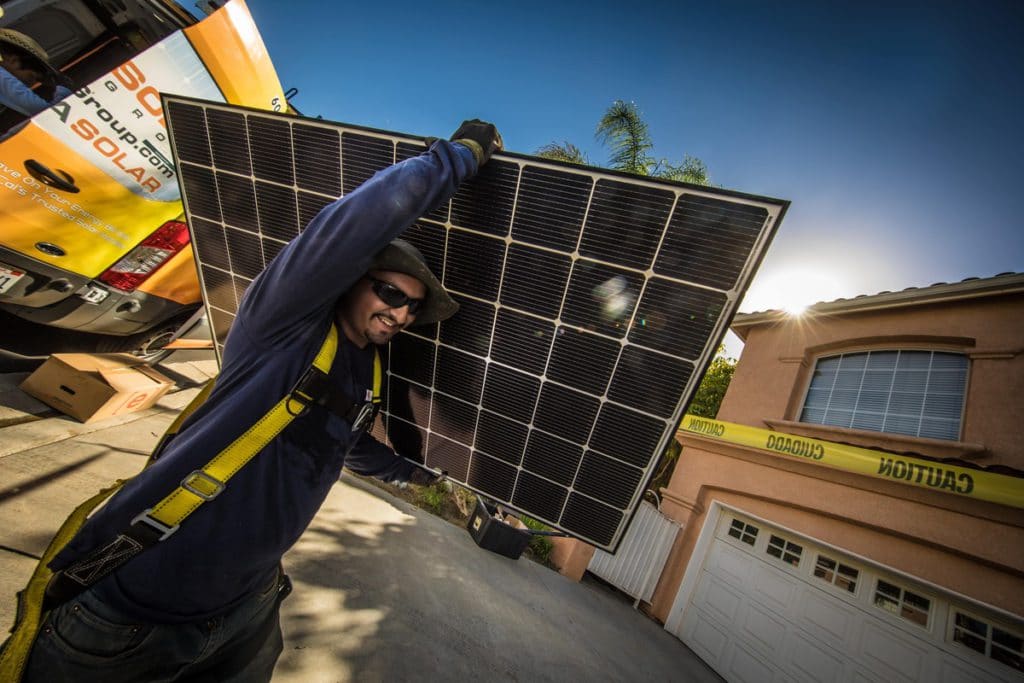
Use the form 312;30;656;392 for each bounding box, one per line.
19;120;503;681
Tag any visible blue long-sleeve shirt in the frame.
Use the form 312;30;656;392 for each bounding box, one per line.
0;67;70;116
50;139;478;622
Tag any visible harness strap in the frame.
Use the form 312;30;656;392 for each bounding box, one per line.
318;348;382;429
44;324;340;606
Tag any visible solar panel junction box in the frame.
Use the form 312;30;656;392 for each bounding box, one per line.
467;498;531;560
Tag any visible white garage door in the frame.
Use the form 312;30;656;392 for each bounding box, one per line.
668;511;1023;683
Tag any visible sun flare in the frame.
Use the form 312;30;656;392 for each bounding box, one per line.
742;267;846;316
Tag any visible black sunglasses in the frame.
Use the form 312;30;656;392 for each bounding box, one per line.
368;277;424;315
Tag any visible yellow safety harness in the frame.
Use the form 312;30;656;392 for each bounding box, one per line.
0;323;382;681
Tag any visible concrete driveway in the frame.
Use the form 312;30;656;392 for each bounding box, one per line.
0;365;720;682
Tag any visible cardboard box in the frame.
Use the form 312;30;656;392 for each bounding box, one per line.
20;354;175;423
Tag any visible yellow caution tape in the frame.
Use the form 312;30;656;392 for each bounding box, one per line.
677;414;1024;509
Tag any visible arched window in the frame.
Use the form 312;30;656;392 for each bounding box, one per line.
800;350;968;440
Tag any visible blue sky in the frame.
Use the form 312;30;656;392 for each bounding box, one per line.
241;0;1023;355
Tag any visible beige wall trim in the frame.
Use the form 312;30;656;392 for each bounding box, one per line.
732;273;1024;332
969;350;1020;360
659;488;703;516
763;418;988;460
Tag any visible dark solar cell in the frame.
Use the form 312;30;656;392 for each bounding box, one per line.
608;347;694;418
578;178;675;270
522;430;583;486
481;362;540;424
490;309;554;376
511;165;592;251
224;226;264;279
247;116;293;185
512;471;567;525
208;306;234;342
167;100;210;165
341;132;393;195
561;260;644;338
444;229;505;300
629;279;727;359
293;123;341;196
561;493;622;547
534;382;600;445
425;433;470;482
261;239;286;265
255;180;300;242
655;194;768;290
206;108;250;175
216;172;258;232
450;159;518;236
388;333;435;386
589;402;666;469
499;244;571;318
434;346;485;404
573;451;644;509
385;418;426;463
200;265;235;312
546;328;620;396
429;391;478;444
387;378;431;424
231;275;252;309
438;294;494;357
475;410;529;466
296;191;333;229
402;222;446;280
467;452;518;502
190;217;230;271
181;164;220;222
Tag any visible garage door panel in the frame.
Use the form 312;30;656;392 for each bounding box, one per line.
850;668;887;683
709;539;755;587
856;615;931;681
695;572;744;624
784;628;847;683
936;652;1005;683
726;641;785;683
738;600;788;654
800;587;859;643
684;607;731;664
749;561;799;613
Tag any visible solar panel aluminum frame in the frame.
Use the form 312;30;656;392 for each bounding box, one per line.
163;95;789;552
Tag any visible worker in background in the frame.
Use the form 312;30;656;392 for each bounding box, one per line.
20;120;503;682
0;28;71;118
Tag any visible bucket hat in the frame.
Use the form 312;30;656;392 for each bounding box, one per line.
370;239;458;325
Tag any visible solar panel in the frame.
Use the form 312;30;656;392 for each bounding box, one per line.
163;96;788;551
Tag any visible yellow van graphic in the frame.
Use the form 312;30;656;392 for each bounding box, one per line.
0;0;285;360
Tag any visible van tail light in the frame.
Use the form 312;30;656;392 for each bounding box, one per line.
98;221;191;292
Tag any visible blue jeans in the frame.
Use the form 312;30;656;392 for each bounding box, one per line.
23;572;289;682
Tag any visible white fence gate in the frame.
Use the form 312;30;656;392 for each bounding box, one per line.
588;500;680;604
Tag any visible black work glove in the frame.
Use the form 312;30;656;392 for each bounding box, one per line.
408;466;442;486
450;119;503;166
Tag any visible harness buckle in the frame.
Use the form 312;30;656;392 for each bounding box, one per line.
130;509;179;541
288;366;330;416
180;470;225;501
351;402;380;432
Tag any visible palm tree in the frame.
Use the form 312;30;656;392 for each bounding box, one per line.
538;100;709;185
596;99;653;175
